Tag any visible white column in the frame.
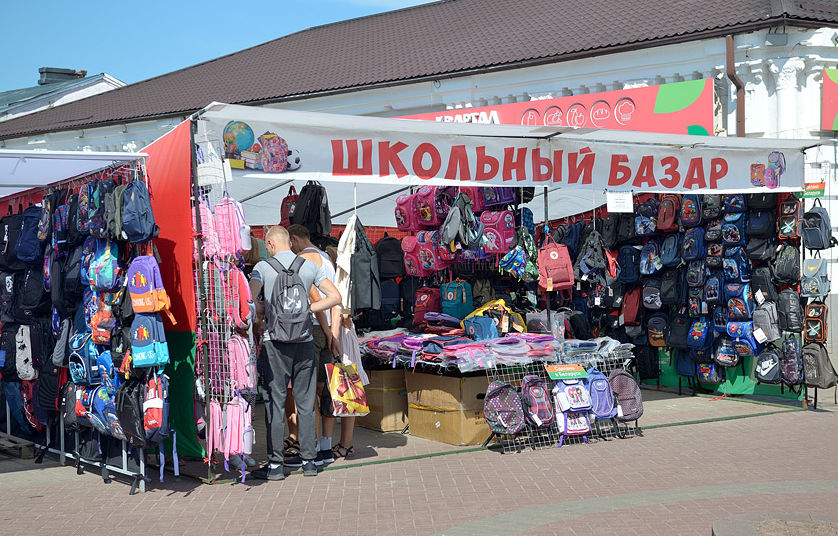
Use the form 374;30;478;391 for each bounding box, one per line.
769;57;805;138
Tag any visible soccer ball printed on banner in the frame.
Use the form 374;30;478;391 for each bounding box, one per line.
223;120;303;173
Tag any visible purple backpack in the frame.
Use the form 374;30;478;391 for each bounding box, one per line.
584;367;618;420
520;375;555;427
483;381;526;435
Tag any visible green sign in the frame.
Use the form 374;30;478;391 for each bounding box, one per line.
545;365;588;380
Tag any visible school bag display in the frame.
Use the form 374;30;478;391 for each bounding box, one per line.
520;375;555;427
802;342;838;390
801;198;837;250
780;336;804;387
804;302;827;344
755;347;782;384
778;289;804;332
801;258;830;298
483;381;526;435
130;313;170;368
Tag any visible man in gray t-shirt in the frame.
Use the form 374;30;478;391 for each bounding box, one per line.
249;226;341;480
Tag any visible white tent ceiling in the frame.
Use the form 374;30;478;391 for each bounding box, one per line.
0;149;147;200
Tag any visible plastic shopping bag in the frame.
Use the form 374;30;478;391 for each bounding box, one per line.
325;362;370;417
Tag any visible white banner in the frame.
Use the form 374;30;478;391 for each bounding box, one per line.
201;103;811;194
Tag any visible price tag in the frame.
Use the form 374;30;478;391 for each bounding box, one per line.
702;302;708;314
513;323;524;332
755;289;765;305
754;328;768;344
614;296;623;306
595;297;602;306
502;316;509;333
582;273;589;281
577;282;582;291
608;287;614;297
616;404;624;418
532;414;543;427
547;278;554;292
619;314;625;326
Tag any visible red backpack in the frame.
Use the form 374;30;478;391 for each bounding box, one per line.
657;194;681;232
413;287;441;329
537;237;574;296
622;286;642;326
279;186;298;227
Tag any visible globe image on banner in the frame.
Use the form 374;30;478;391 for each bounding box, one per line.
223;121;255;158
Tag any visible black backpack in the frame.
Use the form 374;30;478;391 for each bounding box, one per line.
398;277;420;319
778;289;804;332
566;310;592;339
617;213;637;245
65;193;84;246
802;342;838;389
0;212;27;272
60;380;83;432
290;181;331;238
0;324;19;382
751;266;778;303
755;347;782;384
748;193;777;210
35;362;62;413
602;214;619;249
375;235;405;279
380;280;400;321
771;243;800;283
665;313;691;350
660;268;686;305
746;236;776;261
0;271;15;324
562;220;584;261
121;180;159;243
13;267;50;324
13;205;43;265
115;380;147;448
633;346;660;380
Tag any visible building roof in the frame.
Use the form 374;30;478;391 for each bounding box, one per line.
1;0;836;140
0;76;102;110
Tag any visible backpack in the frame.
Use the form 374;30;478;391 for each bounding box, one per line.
537;238;574;294
14;205;44;264
673;349;697;377
686;260;706;288
657;194;681;232
127;256;172;315
130;313;170;368
515;207;536;240
121;181;158;243
227;333;256;390
291;181;332;239
780;335;804;387
415;186;452;228
728;320;761;358
680;194;702;227
462;315;497;340
263;256;313;343
90;293;117;345
697;361;725;383
413;287;441;329
701;194;723;219
278;185;299;227
37;190;62;244
801;258;830;298
705;270;725;307
14;325;37;381
642;278;663;311
66;190;84;246
192;195;220;259
114;380;147;448
585;367;618;419
502;228;539;282
726;283;754;320
601;213;619;249
617;245;640;283
778;198;801;240
608;369;643;422
480;186;515;207
747;210;775;237
705;218;722;243
723;194;747;213
145;372;179;481
721;213;747;246
755;347;783;384
616;213;637;245
660;267;686;306
749;193;777;210
751;266;778;303
14;266;50;324
746;236;777;262
713;305;729;333
394;193;419;232
260;132;288;172
635;202;658;236
559;220;583;261
666;313;691;350
401;236;433;278
753;301;781;343
621;286;642;326
88;239;122;292
802;342;838;390
520;375;555;427
660;233;682;267
681;228;705;261
723;246;751;283
483;381;526;435
778;288;804;332
686;285;704;318
480;210;515;254
632;346;659;380
376;236;405;279
215;194;251;259
221;262;252;330
804;302;828;344
691;348;714;365
639;240;662;275
62;244;86;304
440;281;473;320
69;333;101;385
398;277;420;318
554;377;592;412
771;243;800;284
687;316;713;349
0;212;27;272
801;199;838;250
378;280;400;321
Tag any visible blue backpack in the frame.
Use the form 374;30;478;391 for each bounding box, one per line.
680;194;703;227
441;281;473;320
682;228;705;261
726;283;754;320
673;349;696;376
583;367;618;419
122;181;158;244
14;205;44;264
661;233;682;267
724;194;748;213
713;334;739;367
515;208;535;241
713;305;729;333
463;316;498;341
131;313;170;368
639;240;662;275
686;260;706;287
562;220;584;262
69;333;101;385
617;245;640;283
705;271;725;307
727;320;761;358
722;213;748;246
697;361;725;383
747;210;775;237
723;246;751;283
89;239;122;292
687;317;714;349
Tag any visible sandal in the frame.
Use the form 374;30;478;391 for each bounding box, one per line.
332;443;354;458
284;438;300;456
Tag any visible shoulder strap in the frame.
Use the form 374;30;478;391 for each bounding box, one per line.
289;255;306;275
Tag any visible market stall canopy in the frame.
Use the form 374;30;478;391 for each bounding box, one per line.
0;149;147;199
198;102;826;227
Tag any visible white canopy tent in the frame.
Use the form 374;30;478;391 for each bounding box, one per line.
0;149;147;200
196;102;822;227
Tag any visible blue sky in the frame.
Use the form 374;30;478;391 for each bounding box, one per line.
0;0;432;92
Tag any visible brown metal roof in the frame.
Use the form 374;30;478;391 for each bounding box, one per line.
1;0;836;140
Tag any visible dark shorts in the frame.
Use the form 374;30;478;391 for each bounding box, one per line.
313;327;333;384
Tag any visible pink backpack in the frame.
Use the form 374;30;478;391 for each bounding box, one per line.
480;210;515;254
206;398;224;457
429;230;457;264
260;132;288;173
223;263;253;330
460;186;486;213
416;232;440;272
395;193;420;232
415;186;451;228
401;236;433;277
192;196;219;259
214;193;252;259
222;392;254;483
227;334;256;390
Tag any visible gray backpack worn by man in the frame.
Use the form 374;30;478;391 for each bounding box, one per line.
266;256;313;343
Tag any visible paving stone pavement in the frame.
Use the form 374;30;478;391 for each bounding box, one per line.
0;404;836;536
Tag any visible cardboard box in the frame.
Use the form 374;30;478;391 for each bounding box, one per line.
405;373;491;445
358;369;408;432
